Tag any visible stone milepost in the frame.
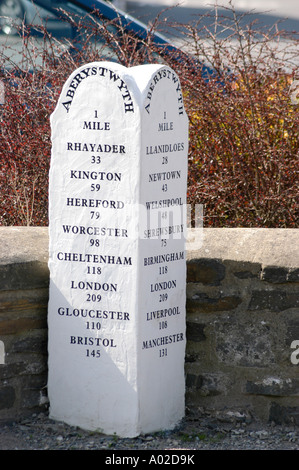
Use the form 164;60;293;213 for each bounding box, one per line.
48;62;189;438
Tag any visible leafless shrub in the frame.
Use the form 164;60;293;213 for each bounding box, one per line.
0;2;298;226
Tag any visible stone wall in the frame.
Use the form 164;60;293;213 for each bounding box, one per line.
186;228;299;425
0;228;49;422
0;227;298;425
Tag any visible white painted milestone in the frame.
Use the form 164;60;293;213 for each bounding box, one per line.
48;62;188;437
132;64;188;433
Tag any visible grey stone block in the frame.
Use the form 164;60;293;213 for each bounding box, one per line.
187;293;242;313
249;290;299;312
0;386;15;410
187;259;225;285
215;320;276;367
10;332;47;355
269;402;299;425
0;262;49;291
186;321;206;342
261;266;289;283
246;377;299;396
186;373;229;396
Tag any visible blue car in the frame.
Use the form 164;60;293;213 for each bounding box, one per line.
0;1;126;36
0;0;175;49
0;0;215;79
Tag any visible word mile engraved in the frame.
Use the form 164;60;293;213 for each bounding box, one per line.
48;62;188;438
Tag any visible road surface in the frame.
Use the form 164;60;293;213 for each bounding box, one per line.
0;0;298;68
125;0;299;67
126;0;299;33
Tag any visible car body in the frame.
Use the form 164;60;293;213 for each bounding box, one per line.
0;0;173;46
0;0;66;35
0;1;127;35
0;1;169;71
0;0;215;81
